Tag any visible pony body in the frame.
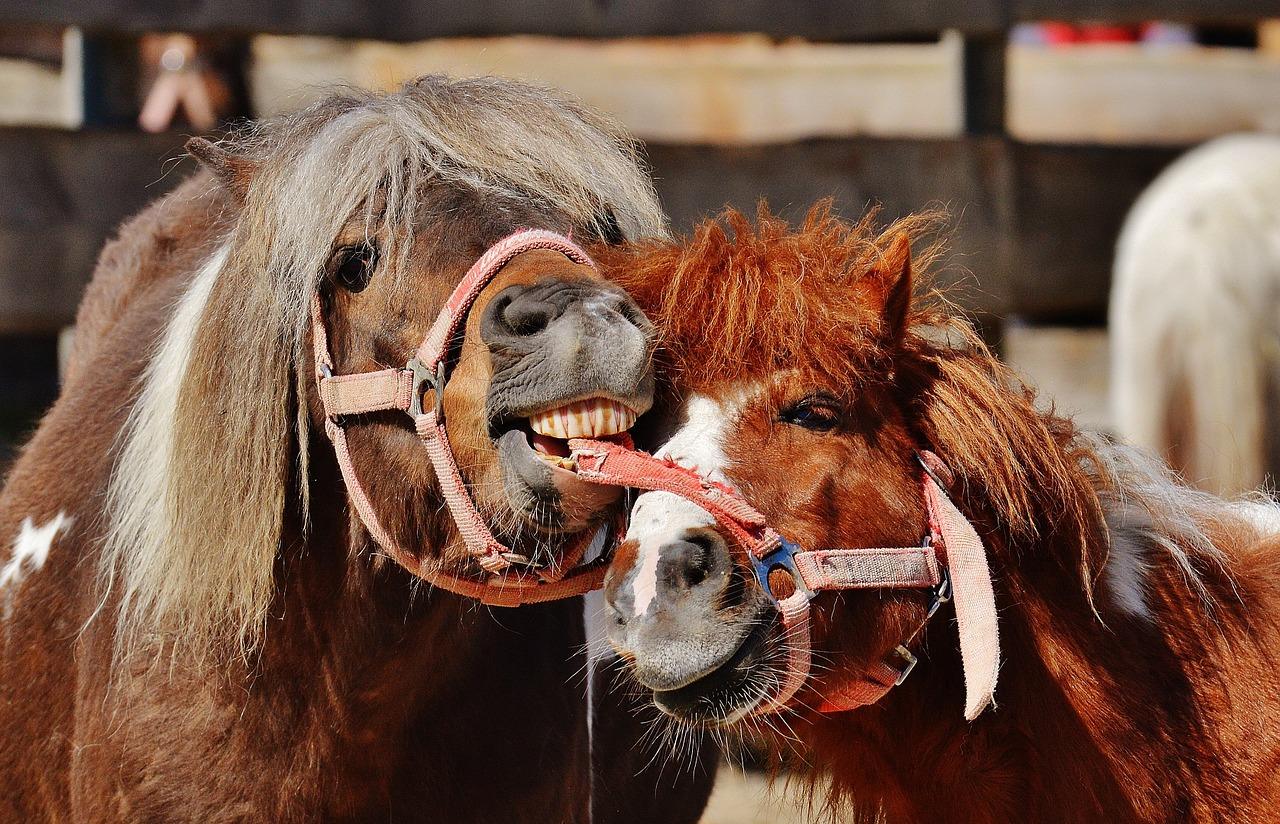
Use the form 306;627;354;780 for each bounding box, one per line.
0;77;714;822
601;204;1280;823
1112;133;1280;495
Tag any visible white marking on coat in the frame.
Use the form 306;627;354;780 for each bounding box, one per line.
627;391;750;617
2;512;70;590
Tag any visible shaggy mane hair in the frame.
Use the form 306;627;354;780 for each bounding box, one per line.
602;203;1250;610
101;75;668;657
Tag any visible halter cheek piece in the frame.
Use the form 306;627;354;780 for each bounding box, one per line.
569;439;1001;720
310;229;613;607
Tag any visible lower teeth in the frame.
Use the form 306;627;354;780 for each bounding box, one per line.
536;453;576;470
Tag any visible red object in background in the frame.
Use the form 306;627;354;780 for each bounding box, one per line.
1039;21;1141;45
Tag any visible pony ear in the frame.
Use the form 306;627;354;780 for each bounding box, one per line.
863;231;913;342
186;137;255;201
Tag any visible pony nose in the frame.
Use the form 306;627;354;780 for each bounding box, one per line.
484;280;649;342
500;291;560;336
659;535;717;595
604;528;765;693
605;530;733;629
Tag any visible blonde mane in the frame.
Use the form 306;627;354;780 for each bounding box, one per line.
101;76;668;655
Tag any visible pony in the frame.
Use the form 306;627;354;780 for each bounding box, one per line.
0;76;715;822
598;203;1280;823
1111;133;1280;496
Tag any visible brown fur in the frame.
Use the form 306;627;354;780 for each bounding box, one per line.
0;79;712;822
603;204;1280;823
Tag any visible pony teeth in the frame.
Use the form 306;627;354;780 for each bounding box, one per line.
530;399;637;439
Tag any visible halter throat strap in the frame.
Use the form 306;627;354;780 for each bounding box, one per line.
309;229;611;606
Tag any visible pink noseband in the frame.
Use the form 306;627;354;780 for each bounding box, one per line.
310;229;612;606
569;439;1000;720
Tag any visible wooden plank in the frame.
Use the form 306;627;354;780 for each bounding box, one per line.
0;0;1002;42
0;129;1178;331
0;57;74;127
1004;323;1111;432
1009;44;1280;144
1013;0;1280;26
8;0;1280;42
251;34;964;144
0;129;192;333
1004;141;1178;320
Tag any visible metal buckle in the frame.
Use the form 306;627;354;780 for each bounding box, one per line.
750;536;816;606
916;452;950;492
926;567;952;620
407;357;446;419
890;645;919;686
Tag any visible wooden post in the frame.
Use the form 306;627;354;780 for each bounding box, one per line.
77;32;142;126
962;33;1007;135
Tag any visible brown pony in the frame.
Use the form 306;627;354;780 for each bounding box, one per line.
599;203;1280;823
0;77;715;822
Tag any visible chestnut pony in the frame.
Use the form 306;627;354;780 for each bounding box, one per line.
0;77;714;822
600;204;1280;823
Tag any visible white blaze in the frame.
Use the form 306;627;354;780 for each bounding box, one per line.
627;392;749;617
2;512;69;590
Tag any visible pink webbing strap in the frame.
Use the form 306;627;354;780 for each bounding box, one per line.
320;370;416;417
569;438;770;555
570;436;999;720
760;589;813;712
922;464;1000;720
814;661;905;713
794;547;941;592
415;409;509;570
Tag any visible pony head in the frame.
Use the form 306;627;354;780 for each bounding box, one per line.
102;76;665;655
599;203;1109;724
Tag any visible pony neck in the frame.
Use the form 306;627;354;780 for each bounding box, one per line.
807;512;1269;824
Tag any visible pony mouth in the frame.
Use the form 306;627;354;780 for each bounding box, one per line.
492;396;640;533
649;619;777;726
525;397;639;470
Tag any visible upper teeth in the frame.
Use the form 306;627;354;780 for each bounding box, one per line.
530;399;637;439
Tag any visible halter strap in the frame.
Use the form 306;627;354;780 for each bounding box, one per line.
310;229;611;606
569;437;1000;719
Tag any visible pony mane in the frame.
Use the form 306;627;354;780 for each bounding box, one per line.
605;203;1251;610
599;200;942;395
101;75;668;656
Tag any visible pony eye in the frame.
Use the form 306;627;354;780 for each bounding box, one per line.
330;243;378;292
780;397;841;432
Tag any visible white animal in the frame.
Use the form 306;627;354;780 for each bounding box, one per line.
1111;134;1280;496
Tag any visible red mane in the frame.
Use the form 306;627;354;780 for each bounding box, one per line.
599;203;1118;598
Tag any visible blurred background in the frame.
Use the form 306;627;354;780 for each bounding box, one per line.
1;2;1279;820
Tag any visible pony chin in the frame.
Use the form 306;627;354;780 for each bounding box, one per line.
495;428;623;534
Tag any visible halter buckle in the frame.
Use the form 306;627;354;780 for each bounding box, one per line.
890;645;919;686
750;536;815;606
407;357;446;419
926;567;952;620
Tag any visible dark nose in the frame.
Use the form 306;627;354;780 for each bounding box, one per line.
605;526;770;693
660;536;715;594
606;535;718;624
481;279;649;346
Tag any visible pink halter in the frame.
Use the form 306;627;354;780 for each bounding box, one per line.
310;229;612;606
570;438;1000;721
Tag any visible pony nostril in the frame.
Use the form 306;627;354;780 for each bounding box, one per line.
502;297;556;336
680;534;715;589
